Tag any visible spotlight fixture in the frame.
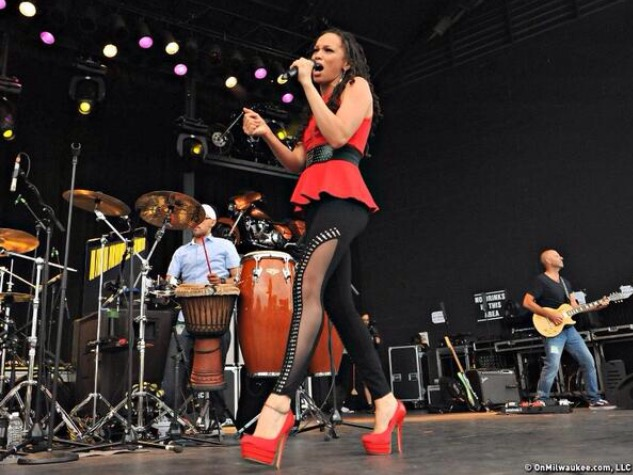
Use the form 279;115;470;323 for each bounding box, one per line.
137;19;153;49
174;64;188;76
39;31;56;45
0;76;22;141
281;92;294;104
0;1;6;10
102;43;118;58
224;75;238;89
252;56;267;80
176;116;209;159
19;1;37;17
109;13;129;43
161;30;179;55
68;59;107;116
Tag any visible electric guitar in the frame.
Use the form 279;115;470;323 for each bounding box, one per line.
532;289;633;337
443;336;482;411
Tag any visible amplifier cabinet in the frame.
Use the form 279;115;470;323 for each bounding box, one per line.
389;345;427;402
466;368;520;407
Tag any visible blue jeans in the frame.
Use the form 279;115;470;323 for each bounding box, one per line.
536;326;600;402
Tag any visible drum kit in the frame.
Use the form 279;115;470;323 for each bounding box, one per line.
2;186;346;446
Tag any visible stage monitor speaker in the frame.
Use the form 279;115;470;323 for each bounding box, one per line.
466;368;520;407
614;372;633;409
602;359;627;403
72;308;173;411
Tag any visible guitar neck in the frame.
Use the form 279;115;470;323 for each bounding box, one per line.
568;299;602;316
444;336;466;373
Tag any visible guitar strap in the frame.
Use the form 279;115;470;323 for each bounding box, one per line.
560;277;572;303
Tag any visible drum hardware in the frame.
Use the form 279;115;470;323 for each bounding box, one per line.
0;254;82;447
68;234;126;435
83;194;199;442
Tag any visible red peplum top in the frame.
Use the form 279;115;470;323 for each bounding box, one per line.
290;113;379;213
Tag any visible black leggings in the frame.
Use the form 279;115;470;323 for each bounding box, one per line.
273;197;391;400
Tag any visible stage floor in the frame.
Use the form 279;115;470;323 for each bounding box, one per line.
2;408;632;474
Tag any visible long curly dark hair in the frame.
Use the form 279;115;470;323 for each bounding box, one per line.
296;28;382;148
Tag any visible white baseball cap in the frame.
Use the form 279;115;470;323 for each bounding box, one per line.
201;204;217;220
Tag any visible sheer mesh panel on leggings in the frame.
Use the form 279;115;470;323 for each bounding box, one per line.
273;228;341;395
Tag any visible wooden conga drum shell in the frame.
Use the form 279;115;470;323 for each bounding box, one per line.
309;313;344;377
237;251;294;377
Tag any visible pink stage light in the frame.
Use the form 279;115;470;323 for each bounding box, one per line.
40;31;56;45
174;64;188;76
281;93;294;104
138;36;153;49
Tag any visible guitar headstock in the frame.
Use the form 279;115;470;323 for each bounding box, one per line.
608;285;633;303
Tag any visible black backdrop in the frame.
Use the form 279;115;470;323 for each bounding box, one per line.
2;3;633;370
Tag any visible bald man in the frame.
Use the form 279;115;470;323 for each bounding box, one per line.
522;249;614;409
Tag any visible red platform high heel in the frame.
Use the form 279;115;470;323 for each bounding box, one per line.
361;400;406;455
240;407;295;468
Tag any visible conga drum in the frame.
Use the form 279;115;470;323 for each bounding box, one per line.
309;314;344;377
237;251;294;377
175;283;239;391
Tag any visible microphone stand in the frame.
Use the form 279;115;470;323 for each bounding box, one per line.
7;147;80;464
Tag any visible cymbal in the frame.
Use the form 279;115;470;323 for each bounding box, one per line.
0;292;32;303
0;228;39;255
135;191;205;230
231;191;262;211
63;189;131;217
250;207;271;221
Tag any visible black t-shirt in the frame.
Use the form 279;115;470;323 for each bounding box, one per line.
527;274;572;309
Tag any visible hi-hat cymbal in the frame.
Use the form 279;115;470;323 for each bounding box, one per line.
0;228;39;255
63;189;131;217
135;191;205;230
231;191;262;211
0;292;32;303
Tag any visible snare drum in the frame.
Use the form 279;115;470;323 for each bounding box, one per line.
175;283;239;391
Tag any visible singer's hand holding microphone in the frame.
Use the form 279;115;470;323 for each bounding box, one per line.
278;59;323;84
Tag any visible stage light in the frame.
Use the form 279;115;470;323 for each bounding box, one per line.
270;121;288;141
176;116;209;159
0;97;16;141
162;31;179;55
137;19;153;49
19;1;37;17
0;76;22;141
281;92;294;104
0;1;6;11
225;75;238;89
174;63;188;76
102;43;118;58
109;13;129;43
69;59;106;116
252;56;267;79
40;31;56;45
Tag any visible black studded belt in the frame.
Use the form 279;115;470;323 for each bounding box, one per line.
305;144;362;168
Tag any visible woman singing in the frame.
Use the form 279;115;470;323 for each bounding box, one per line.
240;28;405;468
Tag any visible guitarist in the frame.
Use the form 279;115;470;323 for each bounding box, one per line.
521;249;614;409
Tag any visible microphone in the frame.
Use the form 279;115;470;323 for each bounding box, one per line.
278;61;323;83
14;194;24;206
10;153;21;193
